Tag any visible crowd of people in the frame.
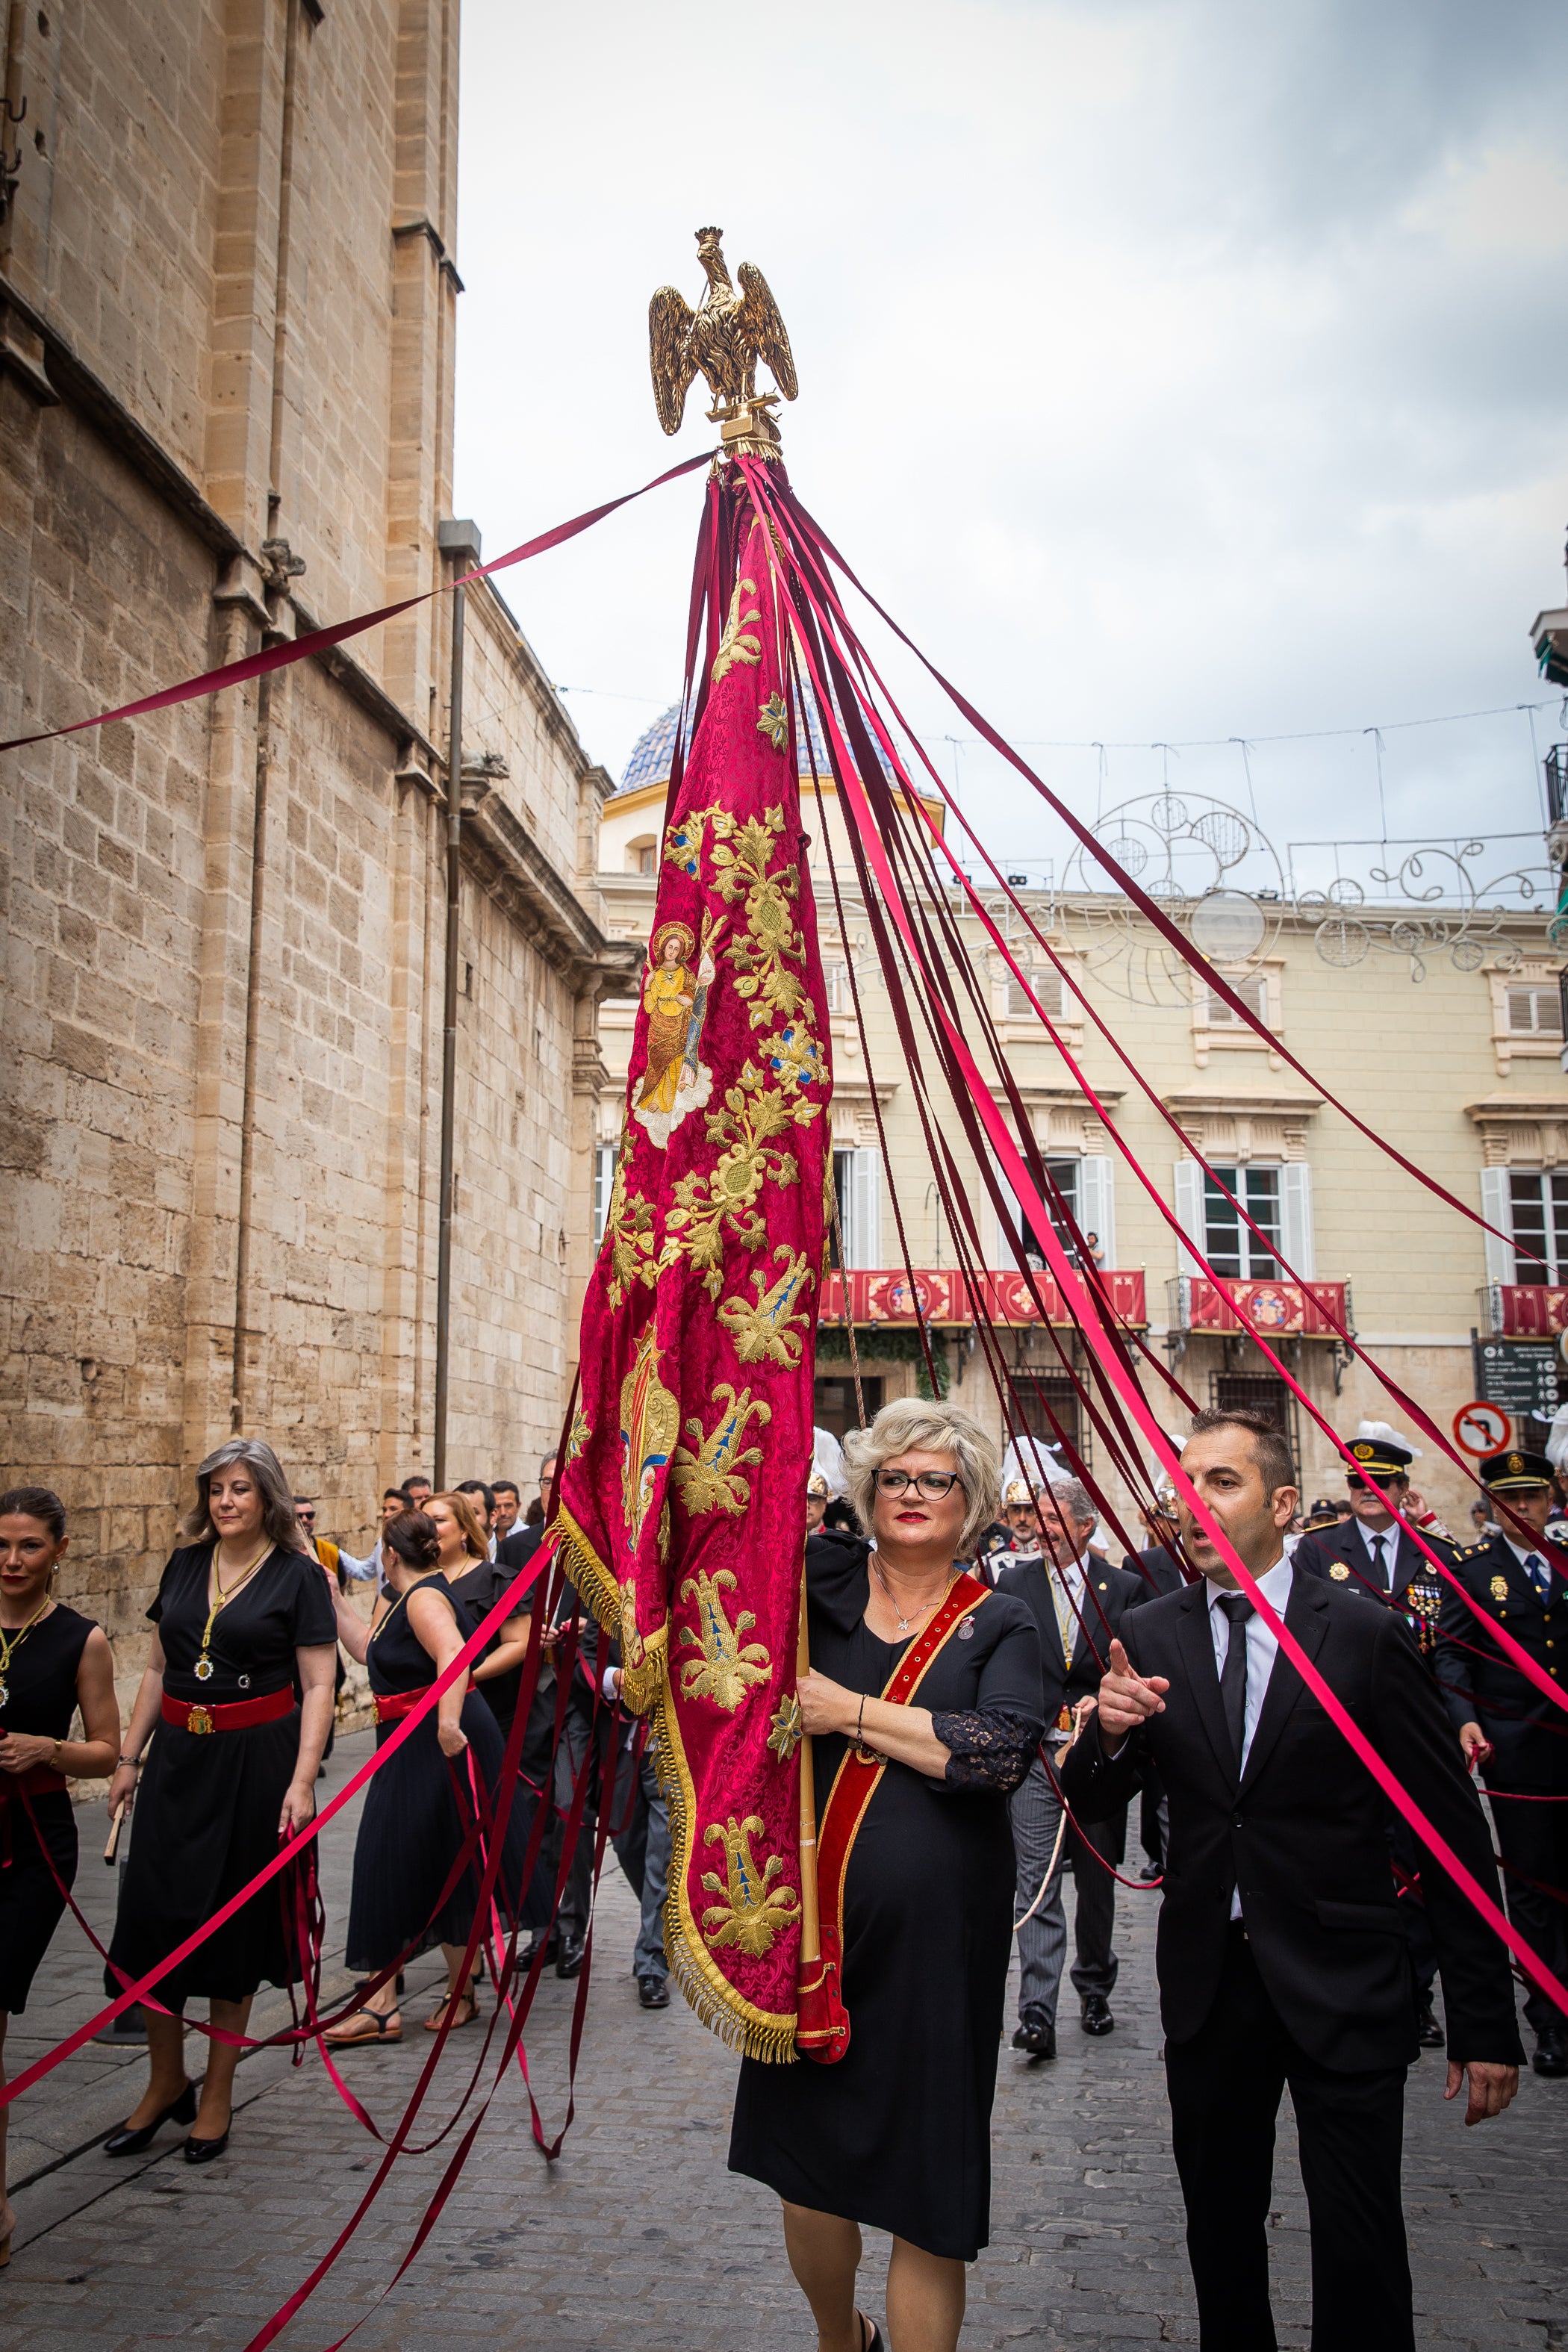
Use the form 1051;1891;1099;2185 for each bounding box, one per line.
1;1395;1563;2348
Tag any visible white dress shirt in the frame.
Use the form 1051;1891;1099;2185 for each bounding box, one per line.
1206;1555;1295;1920
1355;1516;1397;1590
1049;1549;1091;1663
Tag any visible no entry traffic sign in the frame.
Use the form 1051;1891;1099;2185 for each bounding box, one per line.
1453;1401;1512;1457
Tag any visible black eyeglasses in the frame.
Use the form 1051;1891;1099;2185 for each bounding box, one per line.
873;1469;963;1500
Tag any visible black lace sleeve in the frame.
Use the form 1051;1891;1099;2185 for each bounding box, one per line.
930;1705;1039;1793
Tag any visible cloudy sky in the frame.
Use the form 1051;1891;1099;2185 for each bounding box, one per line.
454;0;1568;902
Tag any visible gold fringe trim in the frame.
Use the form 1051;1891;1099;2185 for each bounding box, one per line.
552;1501;798;2062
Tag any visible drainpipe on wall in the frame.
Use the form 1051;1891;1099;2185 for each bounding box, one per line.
433;517;481;1489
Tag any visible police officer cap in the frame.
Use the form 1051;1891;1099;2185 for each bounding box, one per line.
1479;1447;1555;1493
1345;1436;1413;1480
1301;1498;1340;1532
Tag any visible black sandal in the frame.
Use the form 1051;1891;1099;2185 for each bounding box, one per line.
857;2314;884;2352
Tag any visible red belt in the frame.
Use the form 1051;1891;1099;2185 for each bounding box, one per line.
375;1680;474;1724
0;1763;68;1799
161;1686;295;1735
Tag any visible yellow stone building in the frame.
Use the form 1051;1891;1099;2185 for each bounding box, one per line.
0;0;632;1647
598;705;1568;1531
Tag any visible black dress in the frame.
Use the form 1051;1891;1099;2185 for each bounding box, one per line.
1;1602;96;2014
108;1544;336;2007
445;1558;525;1735
344;1578;544;1972
729;1534;1044;2261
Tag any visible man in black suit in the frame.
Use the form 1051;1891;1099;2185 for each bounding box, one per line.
997;1475;1143;2056
1437;1445;1568;2079
1292;1425;1463;2049
1061;1405;1520;2352
1121;1491;1187;1874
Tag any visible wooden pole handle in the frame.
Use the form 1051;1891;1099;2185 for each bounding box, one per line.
103;1801;125;1864
795;1567;821;1969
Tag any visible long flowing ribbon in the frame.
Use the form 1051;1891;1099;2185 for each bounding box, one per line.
0;452;713;755
756;464;1568;1727
741;455;1568;2020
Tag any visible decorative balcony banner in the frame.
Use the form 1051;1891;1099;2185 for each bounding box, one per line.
553;480;831;2061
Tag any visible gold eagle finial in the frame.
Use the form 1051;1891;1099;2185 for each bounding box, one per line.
649;227;798;457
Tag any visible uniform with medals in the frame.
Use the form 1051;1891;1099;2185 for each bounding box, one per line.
1293;1429;1462;2046
1436;1446;1568;2078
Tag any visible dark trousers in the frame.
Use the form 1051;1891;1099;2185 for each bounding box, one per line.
1165;1926;1412;2352
1487;1782;1568;2038
1066;1812;1121;2002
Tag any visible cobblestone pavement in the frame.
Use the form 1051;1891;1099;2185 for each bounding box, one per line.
4;1732;1565;2351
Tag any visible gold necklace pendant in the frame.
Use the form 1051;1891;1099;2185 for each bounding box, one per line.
195;1655;215;1681
0;1676;8;1705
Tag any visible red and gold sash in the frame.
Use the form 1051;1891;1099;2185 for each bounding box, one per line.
796;1571;989;2064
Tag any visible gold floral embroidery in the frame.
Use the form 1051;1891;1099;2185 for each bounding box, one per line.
661;1062;815;1296
620;1325;681;1550
766;1692;803;1764
756;690;789;753
700;1815;800;1956
718;1244;816;1368
671;1384;772;1516
677;1565;773;1708
712;576;762;684
564;1399;591;1466
711;806;811;1033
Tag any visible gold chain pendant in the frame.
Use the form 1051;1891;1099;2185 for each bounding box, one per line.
0;1676;8;1706
194;1655;215;1682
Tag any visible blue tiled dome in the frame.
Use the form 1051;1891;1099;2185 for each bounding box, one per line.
616;688;893;793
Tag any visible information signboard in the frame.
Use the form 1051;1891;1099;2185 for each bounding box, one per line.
1472;1339;1561;1422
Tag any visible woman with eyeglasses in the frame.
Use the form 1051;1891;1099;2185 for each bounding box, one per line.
728;1398;1044;2352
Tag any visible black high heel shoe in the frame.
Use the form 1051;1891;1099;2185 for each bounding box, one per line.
184;2125;231;2165
102;2080;197;2156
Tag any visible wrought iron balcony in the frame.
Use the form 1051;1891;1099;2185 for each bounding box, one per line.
819;1267;1148;1330
1166;1274;1352;1340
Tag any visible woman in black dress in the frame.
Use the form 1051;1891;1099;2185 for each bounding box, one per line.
0;1487;120;2266
324;1511;541;2046
432;1490;534;1740
105;1440;337;2164
729;1399;1042;2352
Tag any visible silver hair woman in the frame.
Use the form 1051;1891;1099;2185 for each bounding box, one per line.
178;1438;305;1554
843;1396;1003;1563
728;1396;1043;2352
103;1435;337;2167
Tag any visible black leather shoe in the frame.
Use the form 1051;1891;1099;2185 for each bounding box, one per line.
521;1931;559;1972
1531;2033;1568;2078
1140;1859;1162;1880
1416;2000;1444;2050
103;2081;197;2156
556;1934;586;1979
1012;2006;1057;2059
184;2127;231;2164
638;1973;670;2010
1080;1994;1115;2037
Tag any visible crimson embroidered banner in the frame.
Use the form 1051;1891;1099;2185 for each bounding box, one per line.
555;477;831;2059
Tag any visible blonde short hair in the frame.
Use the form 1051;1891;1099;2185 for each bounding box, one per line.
843;1397;1003;1562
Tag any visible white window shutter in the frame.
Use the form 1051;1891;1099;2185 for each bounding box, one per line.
1173;1160;1206;1277
1481;1167;1514;1284
989;1151;1022;1267
1279;1163;1315;1281
850;1148;882;1269
1079;1155;1116;1267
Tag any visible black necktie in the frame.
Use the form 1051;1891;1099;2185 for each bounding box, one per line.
1218;1592;1255;1767
1370;1534;1388;1591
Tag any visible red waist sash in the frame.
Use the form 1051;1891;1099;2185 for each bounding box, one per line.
797;1571;989;2064
161;1686;295;1735
374;1679;474;1724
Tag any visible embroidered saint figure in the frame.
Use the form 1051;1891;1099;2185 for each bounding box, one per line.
634;915;723;1146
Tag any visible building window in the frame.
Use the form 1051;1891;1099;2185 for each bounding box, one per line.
824;961;850;1015
830;1147;882;1269
592;1143;617;1248
1507;1170;1568;1285
1210;1370;1298;1469
1204;971;1268;1026
1506;985;1564;1037
626;834;657;875
997;1156;1084;1268
1016;1371;1084;1466
814;1373;884;1437
1005;965;1064;1021
1202;1164;1282;1280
